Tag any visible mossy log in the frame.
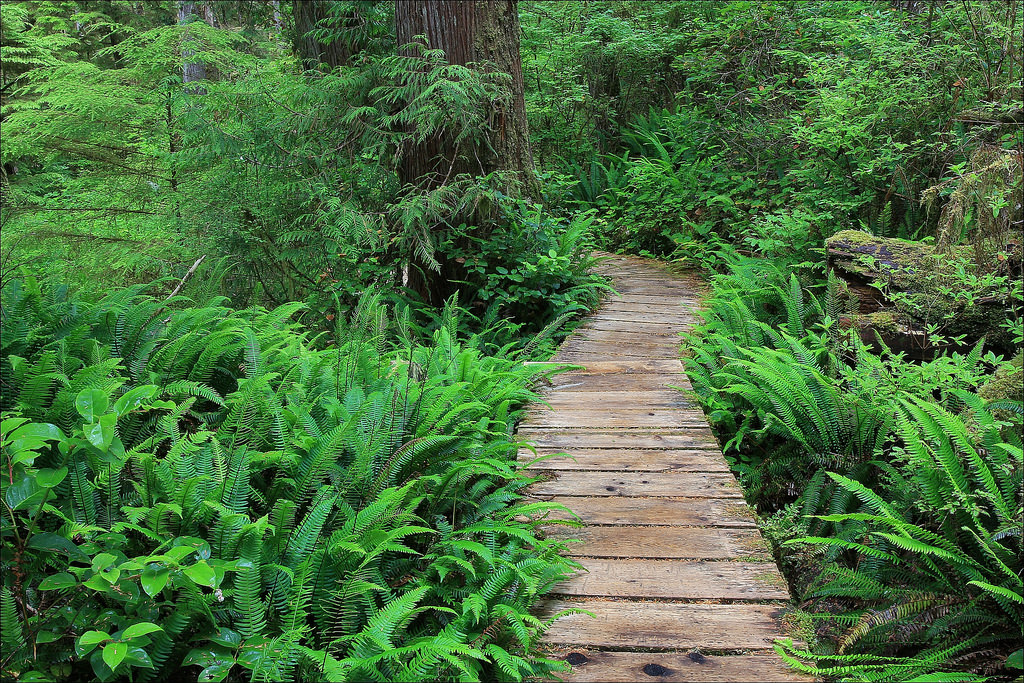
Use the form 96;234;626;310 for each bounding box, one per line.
826;230;934;314
827;230;1019;356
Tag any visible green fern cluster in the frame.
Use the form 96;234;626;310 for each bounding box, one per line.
0;277;577;682
683;256;871;504
683;254;1023;680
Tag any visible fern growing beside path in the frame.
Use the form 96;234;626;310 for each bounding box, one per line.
1;277;577;682
683;255;1023;681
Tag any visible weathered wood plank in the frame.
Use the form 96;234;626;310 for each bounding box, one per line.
521;409;709;429
612;294;702;305
577;319;688;331
519;449;729;472
556;342;681;359
538;600;789;649
542;388;687;399
526;360;685;374
519;431;718;450
597;302;695;315
568;329;683;344
540;374;691;392
528;471;743;498
543;525;771;559
536;496;756;527
587;312;698;325
552;559;789;600
544;650;806;682
555;350;676;362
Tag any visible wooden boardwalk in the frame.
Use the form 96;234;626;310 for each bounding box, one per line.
518;254;803;682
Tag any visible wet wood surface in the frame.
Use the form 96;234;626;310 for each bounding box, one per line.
518;253;804;681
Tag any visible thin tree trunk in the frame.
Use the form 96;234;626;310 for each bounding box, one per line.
272;0;284;32
178;1;207;94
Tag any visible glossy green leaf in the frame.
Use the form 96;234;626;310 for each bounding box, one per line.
84;413;117;452
36;467;68;488
122;622;163;640
103;641;127;670
75;388;109;422
39;572;77;590
76;630;111;657
27;533;89;563
183;561;216;588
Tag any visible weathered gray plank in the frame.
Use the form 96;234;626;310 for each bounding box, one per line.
528;471;743;498
543;525;771;559
552;559;789;599
520;449;728;472
538;600;790;649
544;650;807;682
534;496;757;527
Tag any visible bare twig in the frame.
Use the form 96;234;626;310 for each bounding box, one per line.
165;255;207;300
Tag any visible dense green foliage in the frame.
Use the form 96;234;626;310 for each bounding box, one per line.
2;1;1023;681
685;260;1022;680
524;1;1022;266
1;278;580;681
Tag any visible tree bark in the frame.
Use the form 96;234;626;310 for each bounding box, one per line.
292;0;351;70
394;0;538;304
178;1;207;93
272;0;284;32
395;0;536;195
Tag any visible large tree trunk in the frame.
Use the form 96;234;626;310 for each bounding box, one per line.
292;0;351;70
394;0;537;304
395;0;535;194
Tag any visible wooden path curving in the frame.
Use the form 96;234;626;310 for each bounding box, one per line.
518;254;804;682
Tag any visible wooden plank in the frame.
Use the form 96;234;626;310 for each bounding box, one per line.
538;398;696;411
552;559;789;600
552;348;679;362
555;350;676;362
519;431;718;450
536;496;756;527
588;312;697;325
519;449;729;472
545;379;693;394
542;360;685;374
528;471;742;498
543;525;771;559
596;305;695;317
544;650;807;682
613;294;702;306
556;342;681;357
579;319;688;333
539;600;789;649
541;390;691;406
568;329;682;344
597;302;695;315
541;374;690;392
520;410;710;429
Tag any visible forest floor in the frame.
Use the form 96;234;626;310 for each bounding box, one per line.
517;253;807;682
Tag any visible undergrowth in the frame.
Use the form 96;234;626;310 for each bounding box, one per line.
683;253;1023;681
0;277;583;682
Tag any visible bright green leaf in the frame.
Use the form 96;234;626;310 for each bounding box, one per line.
103;642;127;671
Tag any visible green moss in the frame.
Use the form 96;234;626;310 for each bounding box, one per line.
979;353;1024;404
827;229;936;283
829;230;1017;348
863;311;901;334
